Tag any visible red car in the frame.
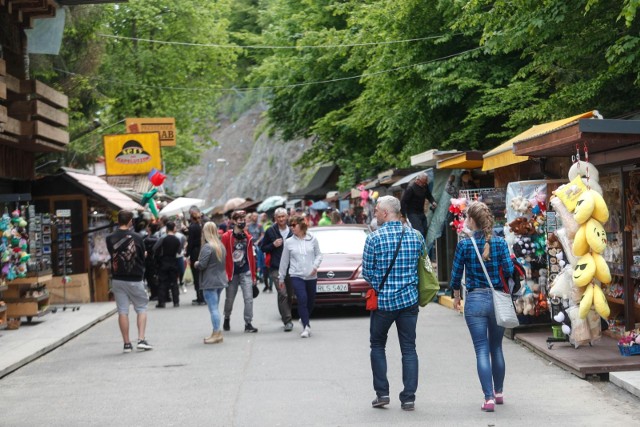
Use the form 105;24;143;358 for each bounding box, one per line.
292;225;371;308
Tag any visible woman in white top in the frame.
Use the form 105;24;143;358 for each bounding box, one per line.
278;215;323;338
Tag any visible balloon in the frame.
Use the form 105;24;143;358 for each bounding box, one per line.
148;168;166;187
141;188;159;219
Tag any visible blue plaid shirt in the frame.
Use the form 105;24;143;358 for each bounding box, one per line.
363;221;425;311
449;231;513;291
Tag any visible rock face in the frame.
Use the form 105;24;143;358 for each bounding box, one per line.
171;105;313;208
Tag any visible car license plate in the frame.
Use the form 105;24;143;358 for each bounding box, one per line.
317;284;348;293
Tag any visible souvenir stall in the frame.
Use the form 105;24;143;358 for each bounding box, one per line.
31;168;142;303
510;114;640;374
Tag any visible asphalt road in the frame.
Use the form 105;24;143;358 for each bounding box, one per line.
2;287;640;426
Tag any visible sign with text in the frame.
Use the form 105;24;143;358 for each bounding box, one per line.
103;133;162;176
125;117;176;147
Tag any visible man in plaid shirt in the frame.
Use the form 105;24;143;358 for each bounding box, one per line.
362;196;424;411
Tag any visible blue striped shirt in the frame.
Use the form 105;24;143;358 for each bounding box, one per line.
362;221;425;311
449;231;513;291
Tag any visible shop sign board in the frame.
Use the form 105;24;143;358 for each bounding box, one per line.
125;117;176;147
56;209;70;217
103;132;162;176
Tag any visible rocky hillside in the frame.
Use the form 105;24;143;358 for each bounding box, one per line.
171;105;314;208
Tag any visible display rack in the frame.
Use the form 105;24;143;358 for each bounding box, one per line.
0;282;8;330
4;273;51;323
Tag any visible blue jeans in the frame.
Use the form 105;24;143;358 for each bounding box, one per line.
203;288;223;331
291;277;316;328
370;303;419;403
464;288;505;400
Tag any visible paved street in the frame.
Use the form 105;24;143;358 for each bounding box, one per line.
2;287;640;427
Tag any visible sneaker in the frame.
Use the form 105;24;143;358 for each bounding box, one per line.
244;323;258;333
137;339;153;351
401;402;415;411
263;286;269;292
173;303;180;307
123;343;133;353
284;322;293;332
223;318;230;331
155;304;165;309
300;327;310;338
481;399;495;412
495;393;503;405
371;396;390;408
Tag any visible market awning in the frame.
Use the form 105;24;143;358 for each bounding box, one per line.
410;149;461;167
483;111;596;171
63;169;143;211
437;151;485;169
390;168;433;188
513;116;640;161
289;165;339;198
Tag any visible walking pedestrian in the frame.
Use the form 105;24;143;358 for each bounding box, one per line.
400;172;437;238
143;222;160;300
194;221;227;344
260;208;294;332
362;196;424;411
247;212;266;290
278;215;322;338
187;207;205;305
221;210;259;333
153;221;182;308
106;210;153;353
450;201;514;412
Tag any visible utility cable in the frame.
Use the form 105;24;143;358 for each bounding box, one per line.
97;32;460;50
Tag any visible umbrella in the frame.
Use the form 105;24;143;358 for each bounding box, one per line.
310;200;329;211
257;195;287;212
223;197;246;213
159;197;205;217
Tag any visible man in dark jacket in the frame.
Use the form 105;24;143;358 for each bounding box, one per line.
153;221;182;308
260;207;294;332
106;210;153;353
187;207;205;305
400;172;437;239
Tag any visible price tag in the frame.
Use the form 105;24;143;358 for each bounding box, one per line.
56;209;71;218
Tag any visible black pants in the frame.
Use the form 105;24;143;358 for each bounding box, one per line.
159;264;179;306
190;253;204;302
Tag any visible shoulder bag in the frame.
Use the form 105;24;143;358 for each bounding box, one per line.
417;244;439;307
365;227;406;311
468;235;519;329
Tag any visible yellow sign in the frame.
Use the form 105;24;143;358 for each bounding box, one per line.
103;133;162;176
125;117;176;147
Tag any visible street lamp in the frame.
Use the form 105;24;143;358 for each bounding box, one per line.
216;158;227;201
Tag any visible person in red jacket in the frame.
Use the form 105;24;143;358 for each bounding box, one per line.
221;210;258;333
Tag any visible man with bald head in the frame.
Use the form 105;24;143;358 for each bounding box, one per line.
400;172;437;238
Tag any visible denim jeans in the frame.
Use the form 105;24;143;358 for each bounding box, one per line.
291;277;316;328
370;303;419;403
464;288;505;399
223;271;254;324
203;288;223;331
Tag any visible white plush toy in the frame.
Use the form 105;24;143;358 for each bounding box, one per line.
569;161;602;195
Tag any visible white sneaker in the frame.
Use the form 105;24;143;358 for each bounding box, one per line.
300;326;310;338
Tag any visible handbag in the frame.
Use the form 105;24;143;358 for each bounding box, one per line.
417;245;439;307
468;235;519;329
365;227;406;311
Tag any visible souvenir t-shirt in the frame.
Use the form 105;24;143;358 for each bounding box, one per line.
232;232;249;274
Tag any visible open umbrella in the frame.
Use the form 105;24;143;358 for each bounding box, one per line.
159;197;205;217
257;195;287;212
223;197;246;213
310;200;329;211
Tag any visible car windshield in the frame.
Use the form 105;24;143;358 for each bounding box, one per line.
310;228;369;254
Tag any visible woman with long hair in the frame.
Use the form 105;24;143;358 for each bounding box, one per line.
450;201;514;412
195;221;228;344
278;215;323;338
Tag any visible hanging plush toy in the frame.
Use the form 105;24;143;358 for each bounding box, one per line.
141;188;160;219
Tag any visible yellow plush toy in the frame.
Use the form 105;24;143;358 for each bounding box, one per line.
573;253;595;287
573;190;595;224
585;218;607;254
572;224;589;257
592;252;612;284
591;190;609;223
592;284;610;318
579;284;594;318
554;175;588;212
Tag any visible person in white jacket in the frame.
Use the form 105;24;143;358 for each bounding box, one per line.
278;215;323;338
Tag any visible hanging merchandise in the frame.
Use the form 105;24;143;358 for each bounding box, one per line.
548;143;610;347
0;208;31;281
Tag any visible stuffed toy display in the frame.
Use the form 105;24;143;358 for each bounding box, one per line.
550;155;611;346
448;197;468;233
0;209;31;281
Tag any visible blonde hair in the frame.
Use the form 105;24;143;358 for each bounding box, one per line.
202;221;223;261
466;201;494;260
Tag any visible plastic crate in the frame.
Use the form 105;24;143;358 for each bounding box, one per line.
618;344;640;357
